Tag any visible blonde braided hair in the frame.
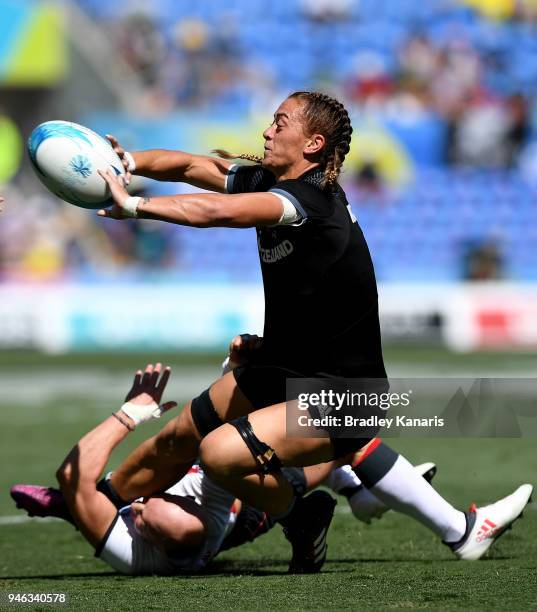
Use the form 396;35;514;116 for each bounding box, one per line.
212;149;262;164
289;91;353;190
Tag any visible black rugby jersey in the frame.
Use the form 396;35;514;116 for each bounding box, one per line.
227;165;386;378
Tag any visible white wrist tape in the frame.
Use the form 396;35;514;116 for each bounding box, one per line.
123;151;136;173
122;196;141;218
120;401;165;426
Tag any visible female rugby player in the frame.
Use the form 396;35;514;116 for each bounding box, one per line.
98;91;381;529
99;91;381;480
96;91;530;571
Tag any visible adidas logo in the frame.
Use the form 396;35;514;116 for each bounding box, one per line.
475;518;498;543
313;527;327;563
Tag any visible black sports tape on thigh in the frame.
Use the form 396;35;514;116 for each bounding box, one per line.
281;467;307;497
191;389;224;438
230;415;283;474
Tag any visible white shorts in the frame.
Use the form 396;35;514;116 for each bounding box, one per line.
96;467;235;575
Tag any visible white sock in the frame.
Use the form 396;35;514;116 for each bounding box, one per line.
326;465;388;523
369;455;466;542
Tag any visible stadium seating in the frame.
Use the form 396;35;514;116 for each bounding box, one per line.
165;168;536;282
52;1;536;283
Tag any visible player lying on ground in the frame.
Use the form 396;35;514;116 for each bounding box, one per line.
13;451;533;571
9;359;342;574
10;361;245;575
11;359;533;572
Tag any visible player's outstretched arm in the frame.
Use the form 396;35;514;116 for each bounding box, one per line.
107;134;232;193
98;168;284;227
56;363;177;548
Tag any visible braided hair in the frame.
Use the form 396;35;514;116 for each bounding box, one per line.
211;149;262;164
289;91;353;190
213;91;352;191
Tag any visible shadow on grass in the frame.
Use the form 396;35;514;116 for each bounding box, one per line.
1;562;329;580
0;554;510;581
0;560;289;580
0;572;120;580
199;559;288;576
327;555;511;564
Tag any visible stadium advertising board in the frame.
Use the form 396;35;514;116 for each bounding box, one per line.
1;283;535;352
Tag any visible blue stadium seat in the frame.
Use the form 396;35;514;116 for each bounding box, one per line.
67;0;537;283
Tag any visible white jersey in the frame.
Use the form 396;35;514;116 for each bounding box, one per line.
96;466;236;575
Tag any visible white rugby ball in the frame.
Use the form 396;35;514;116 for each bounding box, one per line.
28;120;125;209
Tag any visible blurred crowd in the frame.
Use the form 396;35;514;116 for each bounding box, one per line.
345;32;529;169
97;0;537;171
0;183;178;282
111;11;274;113
2;0;537;282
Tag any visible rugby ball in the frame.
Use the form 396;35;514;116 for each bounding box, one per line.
27;120;125;209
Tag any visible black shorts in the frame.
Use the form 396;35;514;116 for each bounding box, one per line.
233;363;303;409
232;363;374;459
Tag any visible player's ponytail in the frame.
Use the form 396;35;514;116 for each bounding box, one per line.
212;149;263;164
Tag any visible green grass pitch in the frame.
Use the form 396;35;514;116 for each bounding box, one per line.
0;348;536;610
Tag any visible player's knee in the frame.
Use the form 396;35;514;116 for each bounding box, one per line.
55;463;94;510
199;430;236;481
198;434;221;478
